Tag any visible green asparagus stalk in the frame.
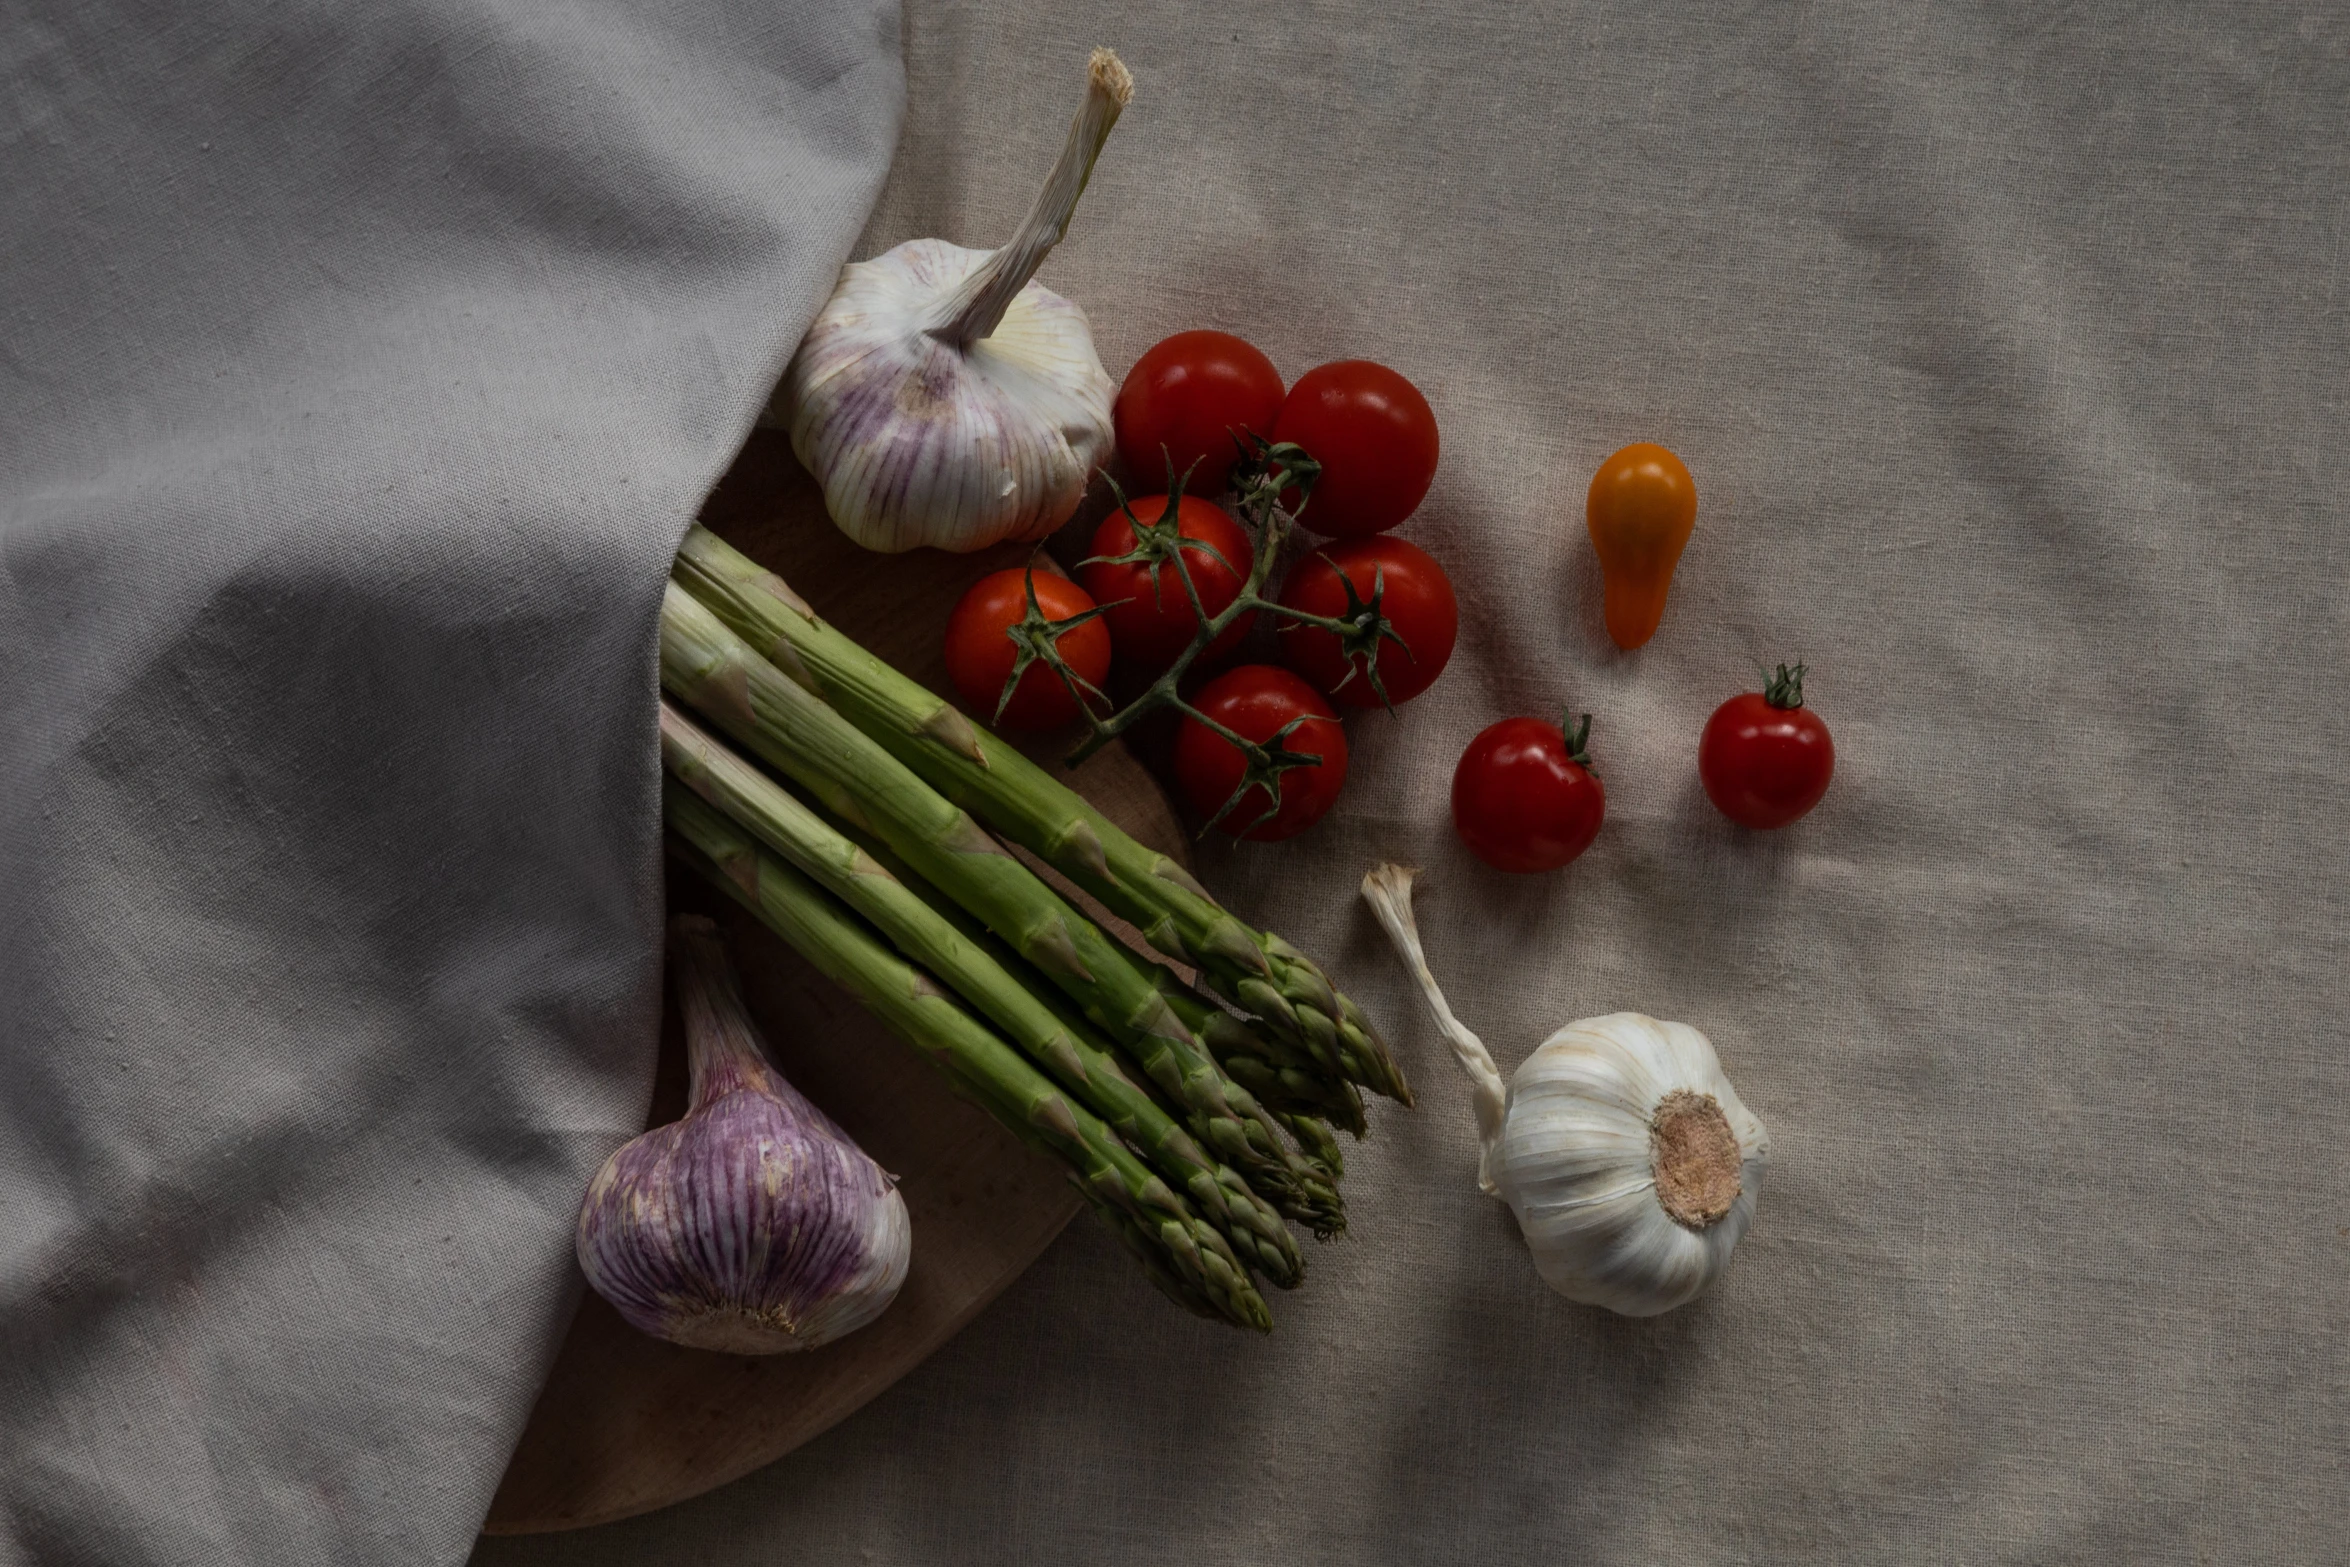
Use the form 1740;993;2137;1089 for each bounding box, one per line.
1092;1201;1233;1323
803;752;1363;1141
1148;962;1366;1136
664;783;1270;1331
802;777;1355;1216
1163;988;1349;1185
671;522;1411;1109
1275;1109;1345;1183
660;585;1344;1234
660;700;1305;1287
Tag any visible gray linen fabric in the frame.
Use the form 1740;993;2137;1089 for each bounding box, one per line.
475;1;2350;1563
0;2;899;1561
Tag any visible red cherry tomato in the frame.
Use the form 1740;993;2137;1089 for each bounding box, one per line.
942;568;1112;732
1451;715;1606;873
1269;360;1439;538
1080;494;1258;674
1174;665;1348;841
1114;331;1286;495
1699;664;1834;828
1276;536;1459;707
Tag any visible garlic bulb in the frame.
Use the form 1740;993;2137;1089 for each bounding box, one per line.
1361;865;1769;1316
777;49;1132;553
576;916;911;1352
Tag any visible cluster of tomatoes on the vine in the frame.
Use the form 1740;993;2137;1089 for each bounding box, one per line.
945;329;1460;840
942;329;1837;862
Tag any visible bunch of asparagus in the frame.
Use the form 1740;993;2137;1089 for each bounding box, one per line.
659;527;1412;1331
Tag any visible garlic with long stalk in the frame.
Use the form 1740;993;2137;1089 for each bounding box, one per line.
1361;865;1769;1317
576;916;911;1352
777;49;1133;553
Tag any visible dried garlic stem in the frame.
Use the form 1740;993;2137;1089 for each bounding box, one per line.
1358;865;1507;1193
930;48;1133;347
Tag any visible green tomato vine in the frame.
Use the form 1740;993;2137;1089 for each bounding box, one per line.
993;437;1421;837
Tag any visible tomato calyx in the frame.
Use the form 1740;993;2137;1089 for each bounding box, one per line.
1559;711;1596;770
1188;709;1327;839
1276;554;1415;713
989;565;1114;726
1228;432;1324;521
1079;463;1241;616
1761;661;1807;710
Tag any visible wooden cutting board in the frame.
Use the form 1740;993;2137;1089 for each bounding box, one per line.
482;434;1191;1535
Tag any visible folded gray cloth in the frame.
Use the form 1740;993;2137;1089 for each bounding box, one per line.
0;3;898;1560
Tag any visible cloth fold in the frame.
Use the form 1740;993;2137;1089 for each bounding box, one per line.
0;2;900;1560
483;2;2349;1562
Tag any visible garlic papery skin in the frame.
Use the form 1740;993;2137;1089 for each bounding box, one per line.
1361;864;1769;1317
576;916;911;1353
776;49;1131;554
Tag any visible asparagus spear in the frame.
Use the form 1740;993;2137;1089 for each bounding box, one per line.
661;700;1304;1287
798;774;1356;1218
671;523;1411;1109
660;585;1344;1234
1148;962;1366;1136
665;784;1270;1331
1135;964;1351;1181
806;750;1364;1139
1275;1109;1345;1183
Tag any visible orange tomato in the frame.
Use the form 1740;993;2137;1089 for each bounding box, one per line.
1585;443;1697;650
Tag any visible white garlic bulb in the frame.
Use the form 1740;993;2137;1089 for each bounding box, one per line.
1361;864;1770;1316
776;49;1131;553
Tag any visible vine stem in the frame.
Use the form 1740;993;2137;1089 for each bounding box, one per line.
1000;436;1412;836
1061;442;1316;766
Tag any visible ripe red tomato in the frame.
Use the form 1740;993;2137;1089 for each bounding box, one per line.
1079;494;1258;674
1276;536;1459;707
1114;331;1286;495
1698;664;1834;828
1269;360;1439;538
1451;715;1605;873
942;568;1112;732
1174;665;1348;841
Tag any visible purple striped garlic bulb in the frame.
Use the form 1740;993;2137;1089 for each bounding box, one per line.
774;49;1131;553
576;916;910;1353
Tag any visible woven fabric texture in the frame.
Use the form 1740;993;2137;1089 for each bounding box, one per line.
0;3;900;1560
478;1;2347;1562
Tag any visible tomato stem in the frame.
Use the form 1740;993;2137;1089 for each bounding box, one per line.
1054;435;1318;768
1012;432;1403;834
1762;662;1807;710
1276;556;1413;714
1177;703;1325;840
1559;711;1595;770
989;566;1115;726
1076;461;1235;616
